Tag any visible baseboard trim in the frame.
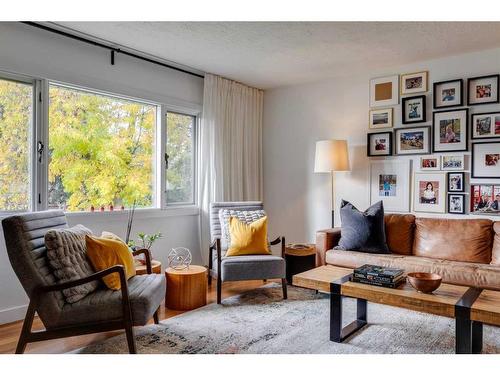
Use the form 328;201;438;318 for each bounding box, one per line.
0;304;28;325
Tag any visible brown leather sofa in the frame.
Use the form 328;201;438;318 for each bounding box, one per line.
316;214;500;291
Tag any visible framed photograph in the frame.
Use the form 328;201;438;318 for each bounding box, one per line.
402;95;426;124
394;126;431;155
413;172;446;213
448;194;466;215
471;184;500;215
471;142;500;178
369;108;393;129
467;74;500;106
400;71;428;95
433;79;463;109
370;75;399;108
367;132;392;157
420;156;440;171
370;160;411;212
471;112;500;140
432;109;468;152
448;172;465;192
441;154;465;171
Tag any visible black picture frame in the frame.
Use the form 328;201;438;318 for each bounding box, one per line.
432;108;469;153
447;172;465;192
448;193;466;215
470;184;500;215
471;142;500;179
467;74;500;106
433;79;463;109
394;126;431;156
471;111;500;140
367;131;393;157
402;95;426;124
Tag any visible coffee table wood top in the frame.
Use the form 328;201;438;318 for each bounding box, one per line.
293;265;469;318
471;289;500;326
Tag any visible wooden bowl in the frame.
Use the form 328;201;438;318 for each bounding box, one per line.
407;272;442;294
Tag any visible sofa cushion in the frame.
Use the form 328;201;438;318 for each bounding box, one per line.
492;222;500;265
59;274;166;327
413;217;493;264
45;225;98;303
326;249;500;290
384;214;415;255
337;200;390;254
214;255;285;282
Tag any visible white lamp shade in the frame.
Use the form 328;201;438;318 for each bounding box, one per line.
314;139;350;173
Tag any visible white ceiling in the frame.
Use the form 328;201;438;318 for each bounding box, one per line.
55;22;500;89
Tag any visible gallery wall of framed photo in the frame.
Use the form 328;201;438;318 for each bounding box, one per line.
368;71;500;217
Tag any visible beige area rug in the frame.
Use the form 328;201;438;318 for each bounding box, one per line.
73;284;500;354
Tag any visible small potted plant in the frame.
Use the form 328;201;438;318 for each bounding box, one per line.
128;232;163;265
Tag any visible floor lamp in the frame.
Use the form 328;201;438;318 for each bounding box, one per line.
314;140;350;228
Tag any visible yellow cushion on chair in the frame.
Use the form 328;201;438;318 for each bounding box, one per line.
85;235;136;290
226;216;271;256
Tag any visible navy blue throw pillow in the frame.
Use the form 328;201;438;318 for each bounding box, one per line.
336;200;390;254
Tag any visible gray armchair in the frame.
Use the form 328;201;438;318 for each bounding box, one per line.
207;202;287;304
2;210;166;354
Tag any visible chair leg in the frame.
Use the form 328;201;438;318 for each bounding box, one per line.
15;301;36;354
124;322;137;354
217;277;222;304
153;308;159;324
208;273;212;286
282;278;288;300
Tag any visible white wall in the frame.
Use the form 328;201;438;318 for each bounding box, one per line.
0;22;204;324
263;47;500;245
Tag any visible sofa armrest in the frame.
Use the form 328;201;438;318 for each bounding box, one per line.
316;228;341;266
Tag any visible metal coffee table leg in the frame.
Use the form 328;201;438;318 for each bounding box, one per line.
455;287;483;354
330;275;367;343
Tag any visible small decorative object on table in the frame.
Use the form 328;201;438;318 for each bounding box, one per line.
407;272;442;294
284;243;316;284
168;247;192;270
352;264;405;288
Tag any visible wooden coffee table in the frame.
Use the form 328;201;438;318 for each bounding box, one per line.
293;265;499;354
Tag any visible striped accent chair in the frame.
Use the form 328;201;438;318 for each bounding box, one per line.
208;202;287;304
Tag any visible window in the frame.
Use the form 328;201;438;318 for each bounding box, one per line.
48;84;158;211
166;112;195;205
0;77;33;212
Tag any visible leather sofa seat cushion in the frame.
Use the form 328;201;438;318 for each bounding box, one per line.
492;222;500;265
57;274;166;327
384;214;415;255
326;249;500;291
413;217;493;264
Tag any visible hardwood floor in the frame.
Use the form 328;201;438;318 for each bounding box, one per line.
0;279;274;354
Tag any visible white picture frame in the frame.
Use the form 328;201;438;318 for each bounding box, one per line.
441;154;465;171
420;156;440;171
472;142;500;179
413;172;446;213
400;71;428;95
369;108;393;129
370;75;399;108
370;160;411;212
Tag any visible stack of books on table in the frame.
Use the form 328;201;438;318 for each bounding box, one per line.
351;264;405;288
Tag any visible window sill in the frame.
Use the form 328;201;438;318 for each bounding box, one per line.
63;206;200;220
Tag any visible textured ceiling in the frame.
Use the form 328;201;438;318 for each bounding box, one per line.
55;22;500;89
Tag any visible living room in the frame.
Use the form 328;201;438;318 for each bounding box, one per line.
1;1;499;372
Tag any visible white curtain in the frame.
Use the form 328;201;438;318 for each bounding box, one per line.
198;74;264;264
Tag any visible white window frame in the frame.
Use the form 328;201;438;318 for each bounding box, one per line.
164;109;198;208
0;69;200;216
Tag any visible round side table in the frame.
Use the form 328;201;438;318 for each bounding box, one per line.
165;265;207;311
135;260;162;275
285;244;316;284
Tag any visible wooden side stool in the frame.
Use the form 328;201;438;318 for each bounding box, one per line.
165;265;207;311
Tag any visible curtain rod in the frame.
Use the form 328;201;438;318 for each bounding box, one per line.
21;21;205;79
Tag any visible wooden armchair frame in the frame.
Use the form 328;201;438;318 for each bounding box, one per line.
16;248;158;354
208;236;288;304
